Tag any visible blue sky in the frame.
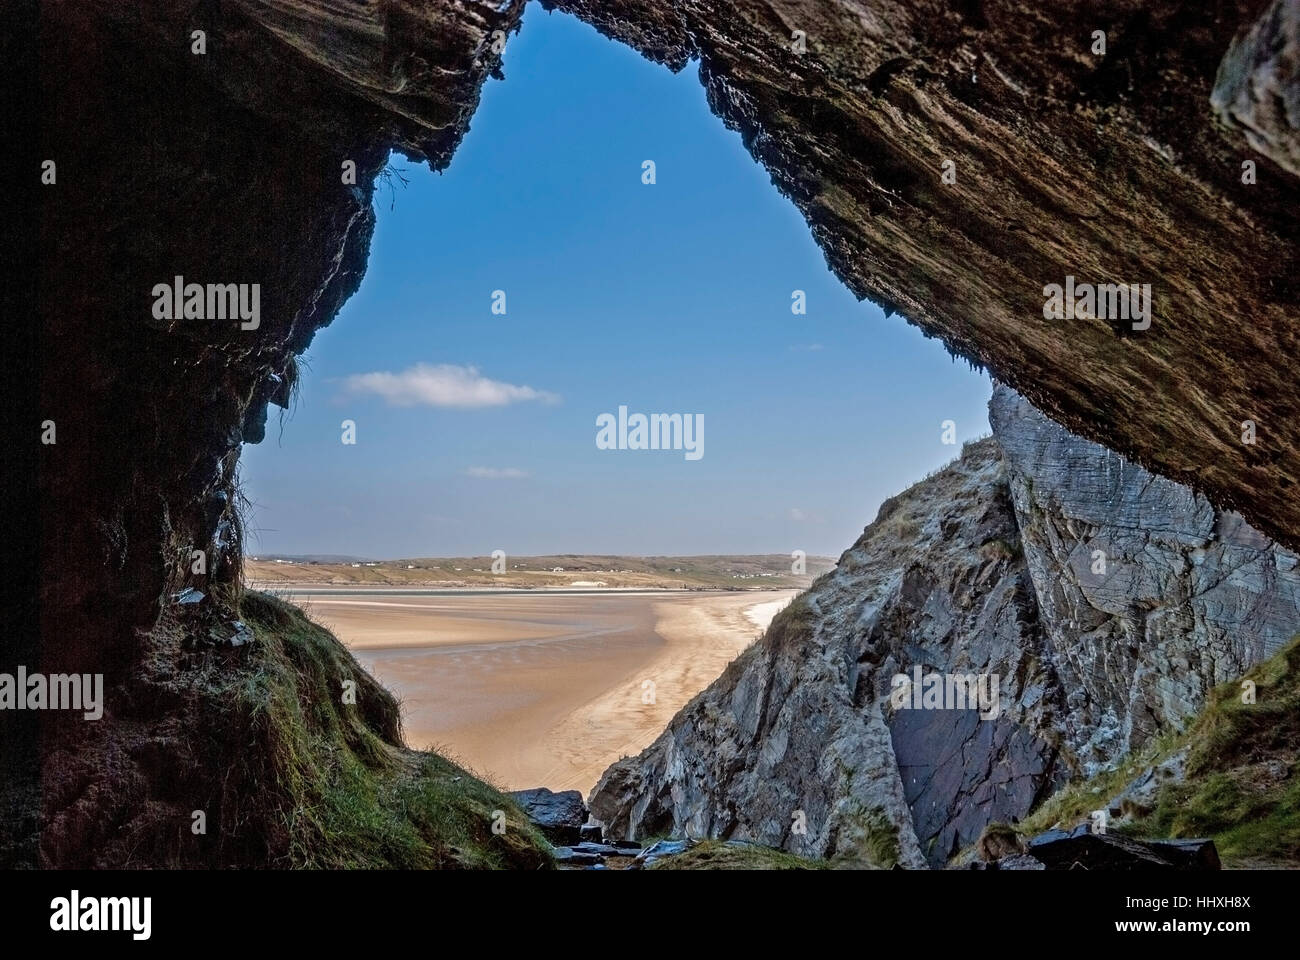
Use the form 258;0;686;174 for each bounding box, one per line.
240;5;992;559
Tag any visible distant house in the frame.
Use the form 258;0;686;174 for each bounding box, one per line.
552;566;564;573
406;565;415;570
350;563;360;568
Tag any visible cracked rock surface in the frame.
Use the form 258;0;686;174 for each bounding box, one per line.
992;383;1300;773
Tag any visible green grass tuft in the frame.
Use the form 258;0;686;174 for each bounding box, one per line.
1019;634;1300;867
648;840;827;870
224;591;553;868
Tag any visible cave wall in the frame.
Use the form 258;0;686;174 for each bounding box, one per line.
18;0;525;865
17;0;1300;863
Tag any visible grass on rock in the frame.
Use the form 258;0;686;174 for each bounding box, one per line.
229;590;553;869
1019;634;1300;867
648;840;826;870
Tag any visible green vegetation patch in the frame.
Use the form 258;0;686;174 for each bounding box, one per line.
648;840;827;870
1020;635;1300;867
223;591;553;869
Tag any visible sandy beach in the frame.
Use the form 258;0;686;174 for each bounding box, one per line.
284;589;793;796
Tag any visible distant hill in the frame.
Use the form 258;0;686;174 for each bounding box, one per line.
250;553;374;564
244;553;837;590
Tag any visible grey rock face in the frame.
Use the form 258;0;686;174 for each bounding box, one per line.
1212;0;1300;176
890;707;1059;866
991;384;1300;773
589;386;1300;867
591;439;1064;868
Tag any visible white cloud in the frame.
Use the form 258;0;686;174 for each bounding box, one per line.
465;466;529;479
790;508;806;521
340;363;559;408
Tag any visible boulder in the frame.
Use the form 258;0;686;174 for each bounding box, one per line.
632;839;695;869
229;621;254;648
507;788;587;845
1025;826;1220;870
1106;750;1189;821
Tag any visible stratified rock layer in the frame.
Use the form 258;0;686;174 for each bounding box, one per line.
589;388;1300;866
993;384;1300;774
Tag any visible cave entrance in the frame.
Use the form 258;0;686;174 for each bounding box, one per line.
237;9;990;796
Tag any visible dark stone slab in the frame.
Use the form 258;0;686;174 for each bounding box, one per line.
507;787;588;845
890;706;1062;867
572;842;620;857
552;846;602;866
1027;828;1220;870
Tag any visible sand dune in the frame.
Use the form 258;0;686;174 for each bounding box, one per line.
287;589;793;797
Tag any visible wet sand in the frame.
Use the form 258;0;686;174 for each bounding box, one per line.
287;589;793;796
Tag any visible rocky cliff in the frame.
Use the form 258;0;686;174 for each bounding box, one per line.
588;386;1300;866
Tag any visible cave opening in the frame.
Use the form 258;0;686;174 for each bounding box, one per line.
237;9;990;794
21;0;1300;876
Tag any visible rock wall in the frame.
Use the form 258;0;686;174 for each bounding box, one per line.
992;383;1300;774
589;388;1300;866
592;436;1063;867
13;0;525;865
